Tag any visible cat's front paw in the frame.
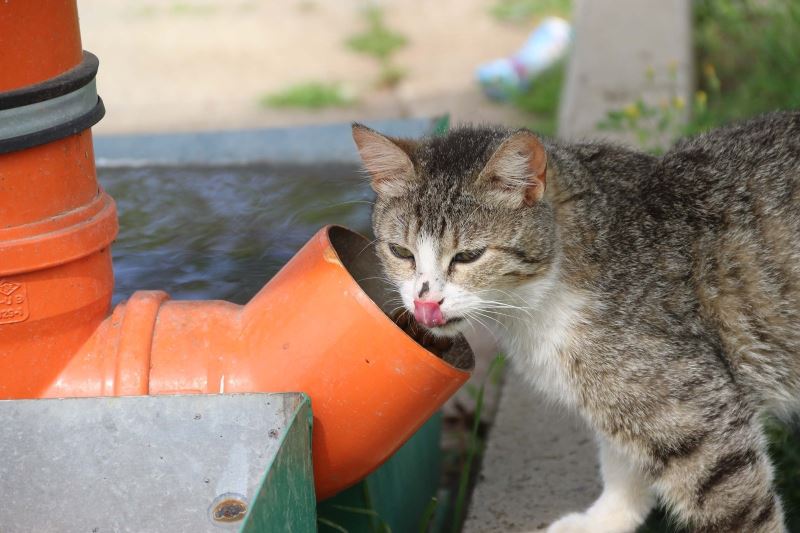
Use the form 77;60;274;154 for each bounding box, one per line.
546;512;595;533
545;507;641;533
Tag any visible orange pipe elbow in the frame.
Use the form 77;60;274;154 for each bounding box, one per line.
49;227;471;499
1;0;471;500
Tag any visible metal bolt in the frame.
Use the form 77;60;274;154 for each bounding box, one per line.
210;494;248;523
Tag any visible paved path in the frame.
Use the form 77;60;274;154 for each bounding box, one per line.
464;373;600;532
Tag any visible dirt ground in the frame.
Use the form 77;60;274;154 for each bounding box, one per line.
78;0;535;134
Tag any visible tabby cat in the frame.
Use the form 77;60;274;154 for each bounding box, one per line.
352;111;800;532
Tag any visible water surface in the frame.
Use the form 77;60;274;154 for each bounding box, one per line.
99;163;373;304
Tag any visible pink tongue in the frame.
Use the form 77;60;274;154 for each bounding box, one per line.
414;300;445;327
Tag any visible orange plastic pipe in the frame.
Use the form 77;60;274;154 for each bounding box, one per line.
0;0;471;500
0;0;117;398
46;226;472;499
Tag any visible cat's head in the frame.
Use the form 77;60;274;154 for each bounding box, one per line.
353;123;558;337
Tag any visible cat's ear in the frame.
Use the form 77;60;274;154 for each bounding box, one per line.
475;130;547;207
352;123;417;197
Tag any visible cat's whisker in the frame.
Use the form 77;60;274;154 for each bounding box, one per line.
356;275;388;281
475;287;533;306
490;288;535;307
465;203;483;223
323;199;375;207
474;288;535;305
391;307;411;319
387;303;408;316
478;300;535;320
463;310;493;333
476;293;536;308
476;308;518;322
464;315;479;336
314;199;375;215
356;274;398;288
479;299;534;311
480;304;533;320
355;236;382;258
471;309;509;330
465;311;503;343
420;328;438;345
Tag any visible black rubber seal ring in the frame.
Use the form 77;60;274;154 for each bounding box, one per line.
0;96;105;155
0;51;99;111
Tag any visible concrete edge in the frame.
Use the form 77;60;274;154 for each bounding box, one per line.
93;117;436;167
463;372;601;532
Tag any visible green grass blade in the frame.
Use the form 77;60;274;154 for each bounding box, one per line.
318;517;350;533
418;496;439;533
450;354;505;532
328;504;381;517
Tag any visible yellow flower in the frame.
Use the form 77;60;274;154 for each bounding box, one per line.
695;90;708;107
673;96;685;110
668;60;679;76
623;103;640;119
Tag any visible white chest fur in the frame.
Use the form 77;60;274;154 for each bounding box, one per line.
492;274;586;407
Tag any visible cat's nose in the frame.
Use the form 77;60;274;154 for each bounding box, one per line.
414;300;445;328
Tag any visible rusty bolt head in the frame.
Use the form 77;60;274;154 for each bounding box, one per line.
210;493;248;523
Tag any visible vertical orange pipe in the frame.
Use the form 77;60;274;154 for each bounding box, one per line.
0;0;117;398
0;0;83;92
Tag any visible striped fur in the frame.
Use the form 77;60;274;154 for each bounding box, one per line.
357;111;800;532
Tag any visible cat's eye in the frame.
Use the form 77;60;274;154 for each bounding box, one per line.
451;248;486;264
389;243;414;261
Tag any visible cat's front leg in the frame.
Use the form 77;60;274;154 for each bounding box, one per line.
547;438;654;533
652;416;785;533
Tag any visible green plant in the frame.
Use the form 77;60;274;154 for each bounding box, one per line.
512;61;566;137
595;63;690;154
418;496;439;533
346;5;408;89
432;114;451;137
317;485;394;533
450;355;506;533
260;82;354;109
318;517;349;532
328;502;393;533
490;0;571;24
346;6;407;61
598;0;800;150
766;419;800;533
693;0;800;127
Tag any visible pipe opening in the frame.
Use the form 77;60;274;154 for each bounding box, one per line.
328;226;475;372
